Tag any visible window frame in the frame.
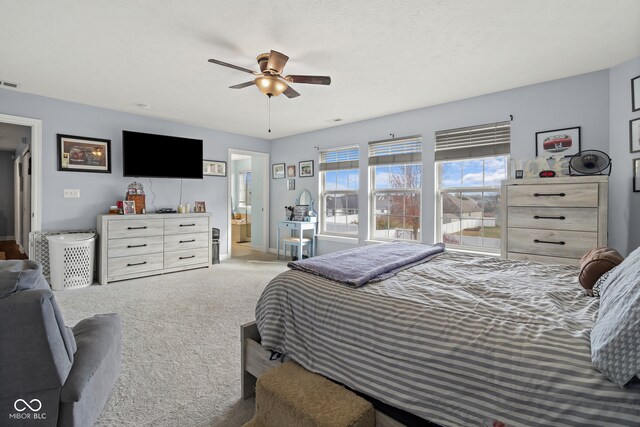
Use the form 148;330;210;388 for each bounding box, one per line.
318;147;360;238
369;162;423;242
435;156;509;254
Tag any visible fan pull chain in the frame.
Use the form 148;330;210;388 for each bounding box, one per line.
268;95;272;133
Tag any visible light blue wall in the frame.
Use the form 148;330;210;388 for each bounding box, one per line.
270;70;613;254
2;62;636;258
0;88;269;256
609;56;640;255
0;151;15;239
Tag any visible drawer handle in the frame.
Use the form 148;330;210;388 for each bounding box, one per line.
127;244;147;248
179;224;196;227
127;226;148;230
533;239;566;246
127;261;147;267
179;239;196;243
179;255;196;260
533;215;566;220
533;192;565;197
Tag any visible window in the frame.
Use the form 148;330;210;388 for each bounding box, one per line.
369;136;422;241
435;121;510;252
319;146;359;236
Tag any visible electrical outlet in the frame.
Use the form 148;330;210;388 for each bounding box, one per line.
63;189;80;198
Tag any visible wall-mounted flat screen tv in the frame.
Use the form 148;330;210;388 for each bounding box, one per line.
122;130;203;179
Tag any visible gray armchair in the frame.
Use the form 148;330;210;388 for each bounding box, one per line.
0;260;121;427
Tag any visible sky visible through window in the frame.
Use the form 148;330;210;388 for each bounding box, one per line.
323;169;359;191
441;157;507;188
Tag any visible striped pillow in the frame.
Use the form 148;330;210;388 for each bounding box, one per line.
590;246;640;385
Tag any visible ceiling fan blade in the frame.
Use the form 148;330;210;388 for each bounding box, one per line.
286;75;331;85
283;86;300;98
229;81;256;89
266;50;289;74
207;58;256;75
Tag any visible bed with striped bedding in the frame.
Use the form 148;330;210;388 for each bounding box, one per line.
255;251;640;426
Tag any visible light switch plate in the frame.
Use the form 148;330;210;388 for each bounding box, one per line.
63;189;80;198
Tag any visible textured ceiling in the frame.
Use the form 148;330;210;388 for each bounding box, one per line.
0;1;639;140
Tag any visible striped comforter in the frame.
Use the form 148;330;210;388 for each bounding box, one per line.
255;251;640;426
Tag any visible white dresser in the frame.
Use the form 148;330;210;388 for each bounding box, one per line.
97;213;212;285
500;176;608;265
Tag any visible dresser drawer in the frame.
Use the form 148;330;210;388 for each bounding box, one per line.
108;253;164;278
164;233;209;251
507;207;598;232
108;219;164;239
507;228;597;259
164;247;209;269
108;236;163;258
280;222;298;230
507;252;579;266
164;217;209;235
507;184;598;207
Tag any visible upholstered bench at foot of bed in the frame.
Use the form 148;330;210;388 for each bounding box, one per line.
244;360;375;427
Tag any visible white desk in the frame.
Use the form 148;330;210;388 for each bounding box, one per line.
276;220;318;259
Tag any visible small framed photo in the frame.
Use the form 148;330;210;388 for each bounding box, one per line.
287;165;296;177
299;160;314;177
287;179;295;191
535;126;581;158
632;75;640;112
634;159;640;192
194;201;206;213
272;163;285;179
57;134;111;173
203;160;227;177
515;170;524;179
630;118;640;153
123;200;136;215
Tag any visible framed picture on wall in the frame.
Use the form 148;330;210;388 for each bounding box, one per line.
57;134;111;173
630;118;640;153
287;165;296;177
535;126;581;158
287;179;295;191
299;160;314;177
632;75;640;112
634;159;640;192
272;163;285;179
203;160;226;177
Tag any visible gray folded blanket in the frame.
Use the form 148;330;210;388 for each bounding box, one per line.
288;242;446;287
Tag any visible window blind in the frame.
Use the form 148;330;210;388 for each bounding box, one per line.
319;146;359;171
435;121;510;161
368;135;422;166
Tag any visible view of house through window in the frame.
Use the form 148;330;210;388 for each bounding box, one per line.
319;146;359;236
435;121;510;252
369;136;422;241
437;157;507;250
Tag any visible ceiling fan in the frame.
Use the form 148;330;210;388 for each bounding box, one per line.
207;50;331;98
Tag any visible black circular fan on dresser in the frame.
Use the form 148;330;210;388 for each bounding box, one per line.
568;150;612;176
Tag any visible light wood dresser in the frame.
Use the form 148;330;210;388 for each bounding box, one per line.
97;213;211;284
500;176;608;265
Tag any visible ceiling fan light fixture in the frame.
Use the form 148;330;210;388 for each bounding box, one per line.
255;75;288;97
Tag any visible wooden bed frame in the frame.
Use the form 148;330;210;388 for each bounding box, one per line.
241;321;405;427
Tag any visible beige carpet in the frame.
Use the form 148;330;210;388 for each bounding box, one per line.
55;255;288;427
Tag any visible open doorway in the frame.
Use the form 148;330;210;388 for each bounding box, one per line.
0;114;42;259
228;149;269;259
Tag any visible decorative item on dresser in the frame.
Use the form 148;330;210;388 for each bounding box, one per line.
97;213;212;285
500;176;608;265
